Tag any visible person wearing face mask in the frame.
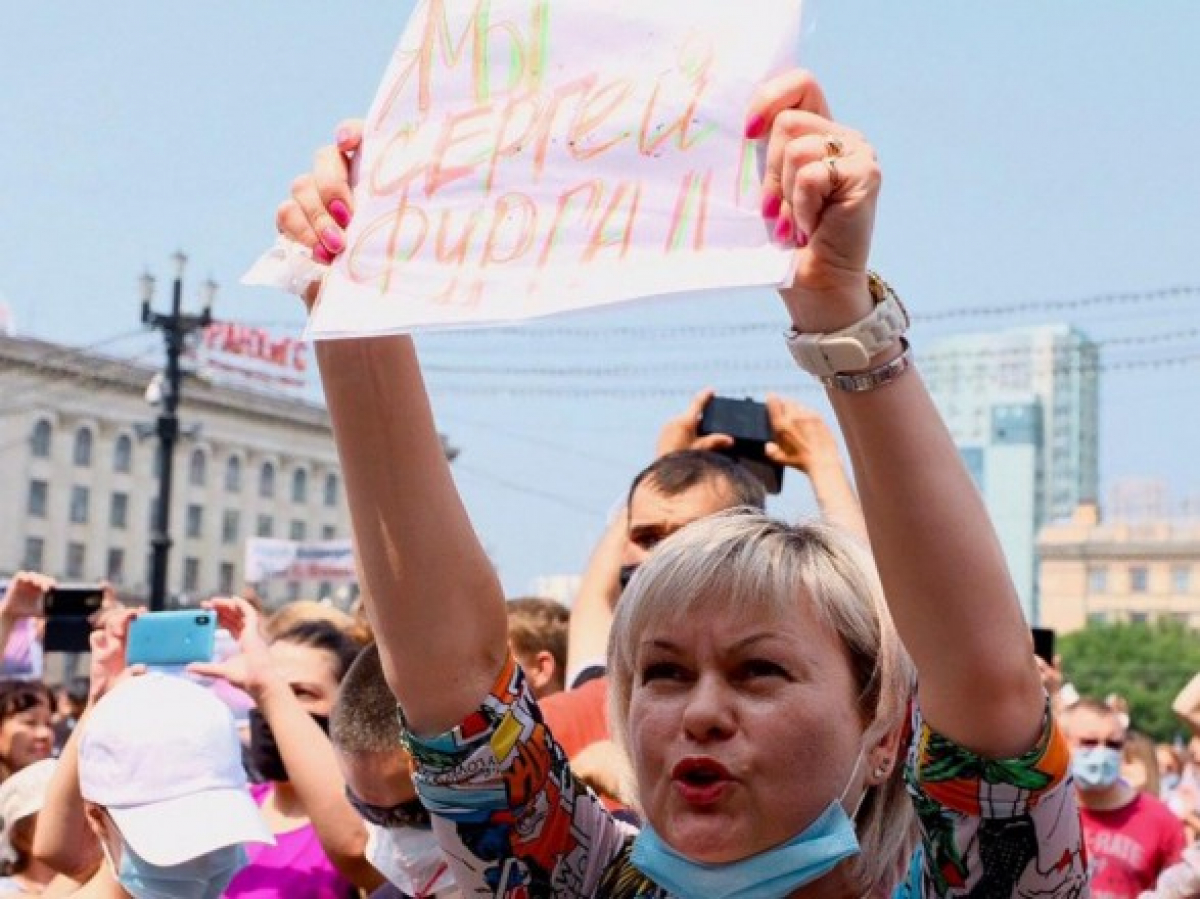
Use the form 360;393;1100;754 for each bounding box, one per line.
329;644;458;899
188;597;382;899
78;673;276;899
268;63;1092;897
1061;697;1186;899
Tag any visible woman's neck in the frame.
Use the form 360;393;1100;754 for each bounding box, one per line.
261;781;311;832
15;857;58;888
788;862;874;899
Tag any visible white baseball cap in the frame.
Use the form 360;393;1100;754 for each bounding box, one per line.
79;674;274;866
0;758;57;862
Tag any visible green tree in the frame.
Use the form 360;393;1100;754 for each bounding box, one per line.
1058;621;1200;743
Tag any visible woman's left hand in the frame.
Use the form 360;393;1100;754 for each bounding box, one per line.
188;596;279;698
747;70;882;331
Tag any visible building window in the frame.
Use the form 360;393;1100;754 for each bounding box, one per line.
289;520;306;542
291;468;308;504
66;543;86;579
256;515;274;538
1130;611;1150;625
222;511;240;546
1087;566;1108;594
259;462;276;499
1087;611;1109;626
113;434;133;473
106;548;125;584
1129;566;1150;594
27;480;48;518
188;449;207;488
323;473;339;508
219;562;236;595
73;427;93;467
69;486;90;524
225;456;242;493
321;525;337;541
22;537;44;571
185;504;204;539
148;499;160;533
1173;566;1192;594
110;492;129;529
30;420;52;458
183;557;200;593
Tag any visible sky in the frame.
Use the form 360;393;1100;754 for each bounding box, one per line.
2;3;1198;594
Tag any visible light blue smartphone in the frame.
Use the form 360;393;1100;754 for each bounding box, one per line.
126;611;217;668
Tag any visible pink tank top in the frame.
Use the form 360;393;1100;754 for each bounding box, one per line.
222;783;355;899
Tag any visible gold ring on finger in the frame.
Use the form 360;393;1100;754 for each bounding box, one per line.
825;156;843;192
823;133;845;158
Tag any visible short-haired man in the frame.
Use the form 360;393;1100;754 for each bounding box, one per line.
1061;697;1185;899
504;597;570;699
330;643;457;899
540;391;865;793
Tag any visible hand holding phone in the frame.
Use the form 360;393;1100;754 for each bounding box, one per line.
126;611;217;668
697;396;784;494
0;572;57;620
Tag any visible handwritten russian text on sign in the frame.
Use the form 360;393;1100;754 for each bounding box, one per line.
310;0;802;336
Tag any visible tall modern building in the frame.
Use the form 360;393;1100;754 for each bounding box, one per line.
923;324;1100;622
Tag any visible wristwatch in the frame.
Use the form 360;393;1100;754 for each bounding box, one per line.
785;272;910;378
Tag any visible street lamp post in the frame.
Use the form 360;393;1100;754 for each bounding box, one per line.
140;252;216;610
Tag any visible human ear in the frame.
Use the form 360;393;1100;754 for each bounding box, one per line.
866;724;904;785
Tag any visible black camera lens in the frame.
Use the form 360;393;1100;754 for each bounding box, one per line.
197;615;211;625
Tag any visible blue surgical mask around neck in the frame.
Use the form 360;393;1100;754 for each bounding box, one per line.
630;750;867;899
1072;746;1122;791
102;834;248;899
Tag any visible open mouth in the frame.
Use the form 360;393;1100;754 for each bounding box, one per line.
672;757;733;787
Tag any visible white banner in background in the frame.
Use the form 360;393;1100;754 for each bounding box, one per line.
244;539;357;583
309;0;803;336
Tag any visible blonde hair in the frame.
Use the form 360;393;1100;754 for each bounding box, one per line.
607;509;918;894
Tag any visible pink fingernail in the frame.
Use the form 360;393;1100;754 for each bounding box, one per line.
329;200;352;229
336;127;354;148
774;216;793;245
321;228;345;253
761;193;782;219
745;114;766;140
313;244;334;265
795;229;810;249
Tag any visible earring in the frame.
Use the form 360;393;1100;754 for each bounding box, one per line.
873;762;890;780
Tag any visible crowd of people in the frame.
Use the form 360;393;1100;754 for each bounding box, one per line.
0;64;1195;898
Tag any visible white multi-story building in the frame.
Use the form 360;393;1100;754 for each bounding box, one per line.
0;333;352;605
923;324;1100;622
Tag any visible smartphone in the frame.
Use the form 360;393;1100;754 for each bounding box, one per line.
44;584;106;618
126;611;217;668
697;396;784;495
1032;626;1056;666
42;584;106;653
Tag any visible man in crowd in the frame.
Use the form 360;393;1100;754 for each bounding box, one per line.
540;390;866;798
505;597;570;700
330;643;457;899
1061;697;1186;899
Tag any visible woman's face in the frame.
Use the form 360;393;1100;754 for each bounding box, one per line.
0;699;54;773
268;642;341;716
628;597;867;864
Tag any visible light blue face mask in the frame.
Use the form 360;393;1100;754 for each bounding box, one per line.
103;836;249;899
631;752;866;899
1071;746;1122;791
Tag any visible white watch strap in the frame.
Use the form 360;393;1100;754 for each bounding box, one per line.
786;292;909;377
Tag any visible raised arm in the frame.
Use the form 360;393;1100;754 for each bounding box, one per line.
752;71;1043;758
277;124;508;736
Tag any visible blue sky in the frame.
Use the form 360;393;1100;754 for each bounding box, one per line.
2;3;1198;593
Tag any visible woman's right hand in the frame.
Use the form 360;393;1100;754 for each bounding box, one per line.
188;596;281;700
276;120;363;264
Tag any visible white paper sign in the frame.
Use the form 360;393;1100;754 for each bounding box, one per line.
244;538;357;583
309;0;802;337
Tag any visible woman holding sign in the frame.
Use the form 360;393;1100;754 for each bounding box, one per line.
276;70;1087;898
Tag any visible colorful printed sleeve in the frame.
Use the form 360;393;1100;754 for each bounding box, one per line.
400;656;633;898
901;698;1091;898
